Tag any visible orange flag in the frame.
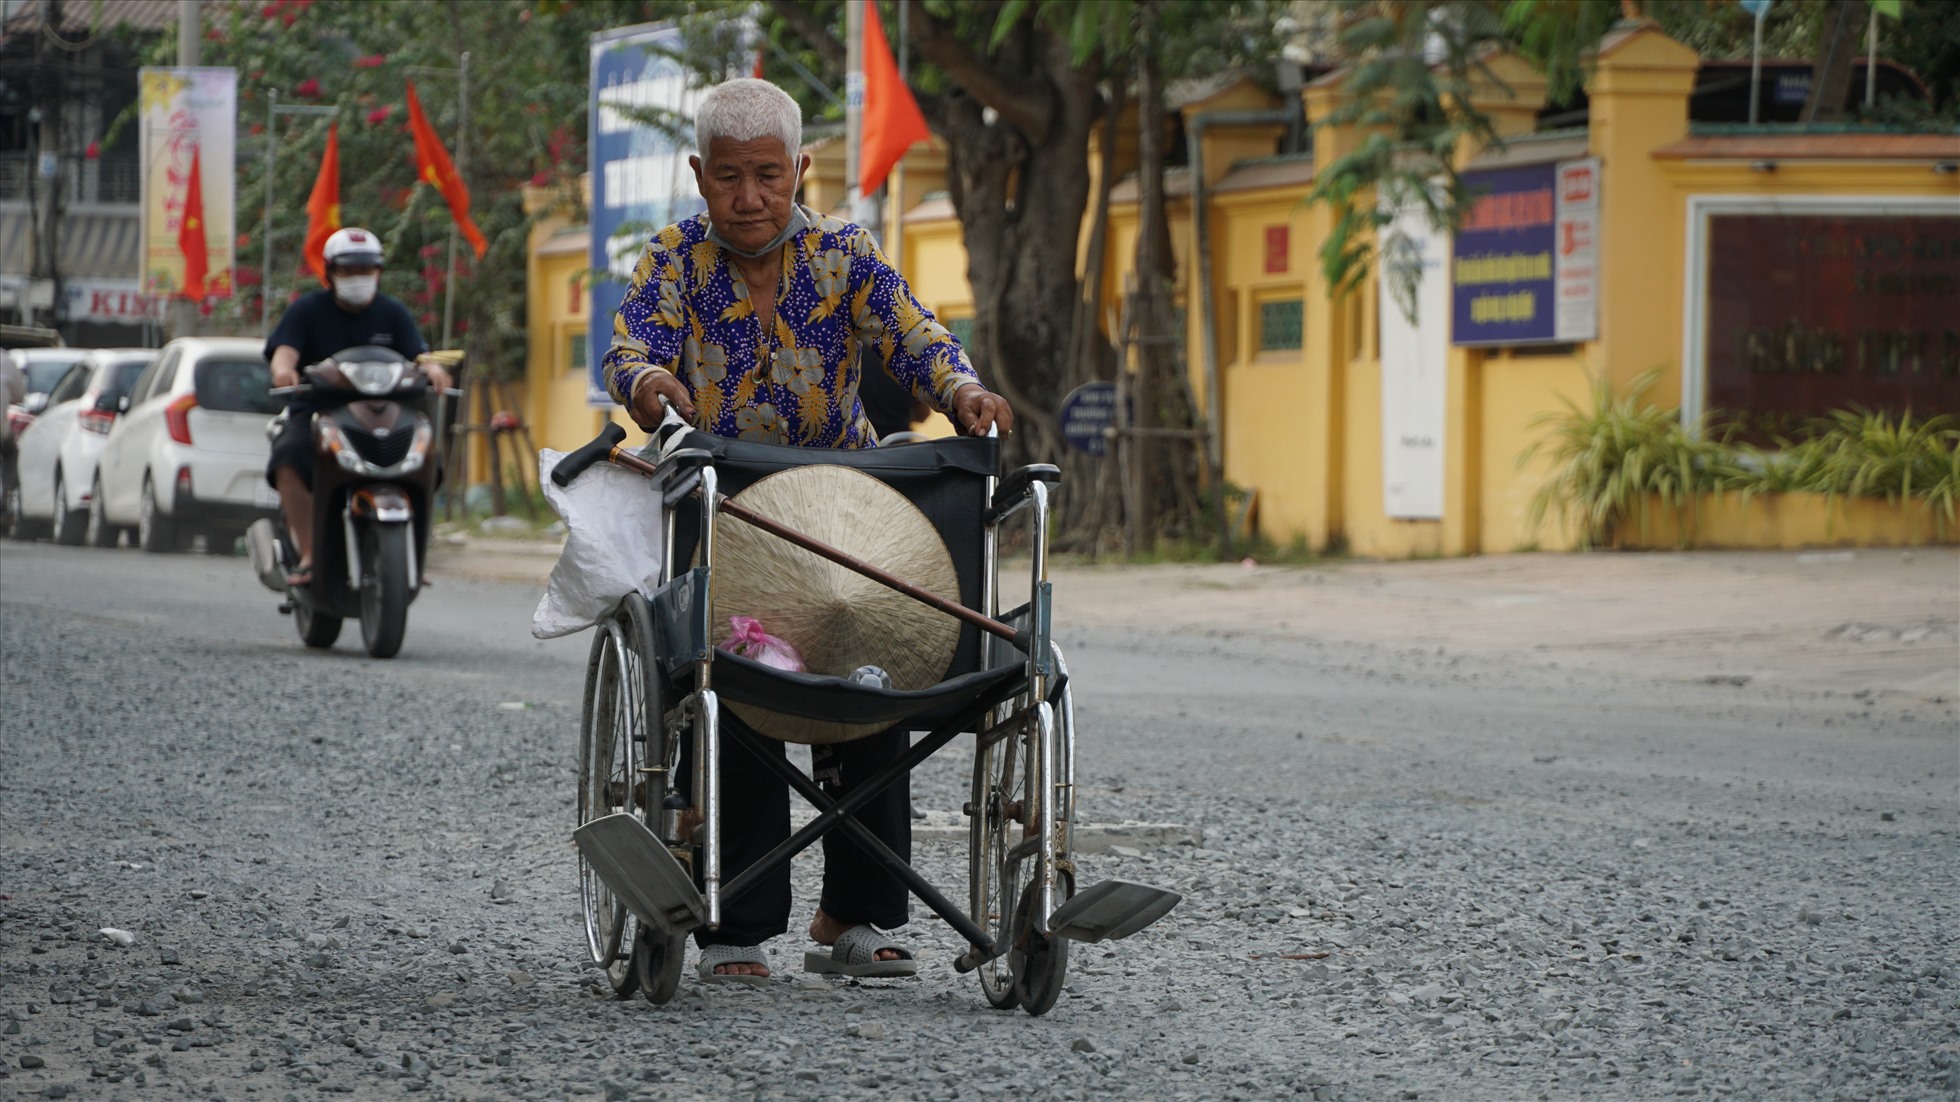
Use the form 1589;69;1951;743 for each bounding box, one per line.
405;80;487;259
858;1;929;196
178;145;209;298
302;121;341;284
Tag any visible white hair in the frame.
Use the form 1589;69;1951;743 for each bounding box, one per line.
695;78;801;159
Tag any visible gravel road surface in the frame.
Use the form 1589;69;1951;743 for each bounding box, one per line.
2;539;1954;1101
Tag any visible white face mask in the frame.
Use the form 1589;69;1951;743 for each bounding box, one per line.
335;275;378;307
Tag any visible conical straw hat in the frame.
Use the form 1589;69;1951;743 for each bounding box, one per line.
711;464;961;744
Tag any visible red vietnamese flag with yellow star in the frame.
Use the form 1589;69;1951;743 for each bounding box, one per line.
405;80;486;259
301;121;341;284
177;144;209;298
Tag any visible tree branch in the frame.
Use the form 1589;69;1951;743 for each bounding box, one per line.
906;0;1053;145
764;0;846;78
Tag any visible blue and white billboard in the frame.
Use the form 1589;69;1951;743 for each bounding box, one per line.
1451;158;1599;347
586;23;709;407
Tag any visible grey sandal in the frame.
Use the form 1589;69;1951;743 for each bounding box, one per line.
803;925;918;978
697;942;771;987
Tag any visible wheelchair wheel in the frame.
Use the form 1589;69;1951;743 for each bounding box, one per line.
1010;867;1074;1016
577;596;669;998
632;925;687;1005
971;720;1027;1010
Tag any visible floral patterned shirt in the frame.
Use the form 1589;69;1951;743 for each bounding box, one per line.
602;206;980;448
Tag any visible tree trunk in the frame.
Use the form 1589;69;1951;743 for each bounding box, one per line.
1802;0;1863;123
920;23;1101;471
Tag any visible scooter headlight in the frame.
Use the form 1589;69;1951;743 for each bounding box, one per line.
316;420;365;472
345;359;405;396
399;421;435;473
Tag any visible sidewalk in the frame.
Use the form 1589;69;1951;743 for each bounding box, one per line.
428;537;1958;702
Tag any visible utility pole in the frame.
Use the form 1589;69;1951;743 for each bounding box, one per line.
844;0;863;220
168;0;201;339
259;92;336;332
28;0;68;330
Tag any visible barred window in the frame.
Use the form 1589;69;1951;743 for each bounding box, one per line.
568;333;588;373
1259;300;1303;351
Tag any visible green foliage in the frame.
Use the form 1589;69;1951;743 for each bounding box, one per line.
1521;369;1742;549
144;0;727;378
1306;0;1513;311
1524;375;1960;549
1748;410;1960;525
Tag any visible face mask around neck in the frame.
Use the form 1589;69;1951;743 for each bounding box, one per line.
334;275;379;308
707;205;811;260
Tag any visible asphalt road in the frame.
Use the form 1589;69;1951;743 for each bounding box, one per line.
2;539;1954;1100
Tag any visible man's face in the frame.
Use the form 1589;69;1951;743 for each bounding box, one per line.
691;137;808;256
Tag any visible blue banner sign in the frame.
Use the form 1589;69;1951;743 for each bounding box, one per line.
586;23;706;407
1452;163;1559;346
1451;158;1600;347
1058;381;1124;457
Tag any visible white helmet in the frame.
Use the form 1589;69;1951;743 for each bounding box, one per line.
323;227;385;270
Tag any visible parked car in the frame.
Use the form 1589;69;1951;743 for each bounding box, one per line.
2;347;93;537
10;349;158;545
95;337;282;554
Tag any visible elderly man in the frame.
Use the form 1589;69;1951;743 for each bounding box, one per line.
601;78;1013;984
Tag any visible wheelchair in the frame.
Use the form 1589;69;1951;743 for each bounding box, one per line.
552;419;1178;1016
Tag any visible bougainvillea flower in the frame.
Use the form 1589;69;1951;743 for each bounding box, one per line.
353;54;386;69
294;78;320;97
366;106;393;125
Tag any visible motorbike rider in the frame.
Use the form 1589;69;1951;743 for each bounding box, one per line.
265;226;448;587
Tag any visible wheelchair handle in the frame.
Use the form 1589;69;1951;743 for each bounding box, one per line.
551;421;628;486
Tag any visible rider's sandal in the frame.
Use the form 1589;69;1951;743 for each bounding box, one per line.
286;564;315;588
697;942;771;987
803;925;918;978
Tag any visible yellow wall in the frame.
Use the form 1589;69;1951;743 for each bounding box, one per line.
520;184;634;468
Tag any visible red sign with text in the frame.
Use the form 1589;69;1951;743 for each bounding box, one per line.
1705;214;1959;440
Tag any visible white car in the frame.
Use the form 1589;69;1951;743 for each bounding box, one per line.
3;347;93;537
10;349;157;545
94;337;282;554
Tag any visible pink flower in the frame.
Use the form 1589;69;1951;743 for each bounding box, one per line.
366;106;393;125
420;243;441;259
294;78;320;98
529;171;550;187
353;54;385;69
84;142;100;160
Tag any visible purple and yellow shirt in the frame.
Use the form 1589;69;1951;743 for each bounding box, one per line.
602;206;979;448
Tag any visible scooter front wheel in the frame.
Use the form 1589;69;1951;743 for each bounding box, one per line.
295;601;342;649
359;522;410;659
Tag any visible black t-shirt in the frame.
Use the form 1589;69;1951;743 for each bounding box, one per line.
264;290;429;369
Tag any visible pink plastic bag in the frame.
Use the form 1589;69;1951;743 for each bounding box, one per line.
722;616;805;672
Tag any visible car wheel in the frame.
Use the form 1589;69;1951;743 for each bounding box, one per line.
86;477;119;548
52;472;86;547
137;475;179;554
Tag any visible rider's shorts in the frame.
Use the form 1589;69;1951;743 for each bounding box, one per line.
267;408;313;490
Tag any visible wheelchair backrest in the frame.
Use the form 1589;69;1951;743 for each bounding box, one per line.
663;433;1002;681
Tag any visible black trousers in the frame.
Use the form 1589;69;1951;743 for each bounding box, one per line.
678;720;911;949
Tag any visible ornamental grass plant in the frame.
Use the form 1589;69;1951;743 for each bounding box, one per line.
1522;373;1957;549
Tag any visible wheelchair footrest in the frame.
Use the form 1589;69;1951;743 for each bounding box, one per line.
574;813;706;936
1047;879;1182;944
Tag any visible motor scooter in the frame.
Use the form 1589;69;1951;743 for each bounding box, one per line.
245;345;450;659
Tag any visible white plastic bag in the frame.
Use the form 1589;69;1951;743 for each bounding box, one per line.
530;447;663;639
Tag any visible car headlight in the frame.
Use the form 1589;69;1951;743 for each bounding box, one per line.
345;359;404;396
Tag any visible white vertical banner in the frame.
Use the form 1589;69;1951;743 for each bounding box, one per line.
1378;196;1451;520
137;67;237;297
1553;157;1600;342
